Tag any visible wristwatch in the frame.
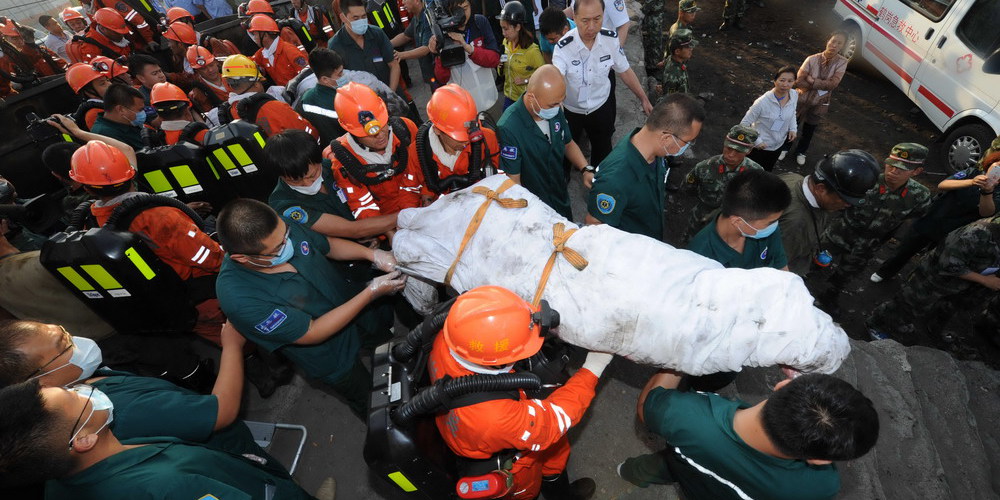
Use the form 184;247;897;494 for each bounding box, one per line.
582;165;596;174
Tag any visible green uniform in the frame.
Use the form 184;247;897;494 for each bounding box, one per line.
778;173;834;276
216;221;389;415
90;113;144;150
822;174;931;280
90;369;276;467
658;58;689;95
328;26;395;87
723;0;747;21
268;161;355;230
688;217;787;269
45;438;314;500
683;154;763;238
621;388;840;500
640;1;668;79
868;217;1000;339
295;84;346;146
497;97;574;219
668;19;690;37
587;129;668;240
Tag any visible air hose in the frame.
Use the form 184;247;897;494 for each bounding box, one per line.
392;372;542;426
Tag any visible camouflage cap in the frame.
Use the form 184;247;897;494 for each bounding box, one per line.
990;135;1000;152
669;28;698;50
724;124;758;153
884;142;928;170
679;0;702;12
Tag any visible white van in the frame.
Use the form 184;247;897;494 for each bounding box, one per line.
833;0;1000;172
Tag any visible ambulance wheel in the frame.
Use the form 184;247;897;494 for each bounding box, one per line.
840;22;862;62
941;122;994;173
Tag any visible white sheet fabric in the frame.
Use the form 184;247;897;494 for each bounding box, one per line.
393;175;851;375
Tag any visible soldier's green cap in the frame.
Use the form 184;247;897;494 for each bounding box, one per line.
990;135;1000;151
724;125;758;153
669;28;698;49
884;142;928;170
679;0;701;12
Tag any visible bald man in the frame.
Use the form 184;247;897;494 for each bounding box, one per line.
497;64;591;220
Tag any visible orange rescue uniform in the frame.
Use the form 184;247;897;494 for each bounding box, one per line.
427;334;600;500
251;39;309;87
325;118;424;219
229;96;319;139
420;127;500;199
0;45;67;78
65;27;132;63
188;77;229;112
87;0;154;45
163;127;209;145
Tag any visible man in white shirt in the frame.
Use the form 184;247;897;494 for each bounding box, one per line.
567;0;631;42
39;15;72;61
553;0;652;167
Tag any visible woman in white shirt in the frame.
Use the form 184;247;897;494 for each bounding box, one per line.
740;65;798;171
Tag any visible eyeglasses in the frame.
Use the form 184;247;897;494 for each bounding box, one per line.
250;226;291;258
26;326;73;380
68;385;95;449
667;132;696;149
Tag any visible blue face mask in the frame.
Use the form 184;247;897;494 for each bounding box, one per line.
529;93;560;120
350;18;369;35
67;385;114;446
335;74;350;88
739;218;779;239
663;134;690;157
129;108;147;127
253;236;295;267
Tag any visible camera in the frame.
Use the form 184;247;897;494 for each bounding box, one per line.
25;112;63;143
427;0;467;68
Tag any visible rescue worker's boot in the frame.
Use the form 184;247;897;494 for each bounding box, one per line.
540;474;596;500
244;347;295;398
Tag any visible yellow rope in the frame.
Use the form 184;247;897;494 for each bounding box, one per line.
531;223;588;307
443;178;526;286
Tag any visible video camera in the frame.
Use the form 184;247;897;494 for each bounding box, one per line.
25;112;64;143
427;0;468;68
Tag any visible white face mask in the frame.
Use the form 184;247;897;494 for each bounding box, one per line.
288;174;324;195
31;336;103;383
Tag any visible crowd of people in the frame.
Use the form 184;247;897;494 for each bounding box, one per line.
2;0;998;498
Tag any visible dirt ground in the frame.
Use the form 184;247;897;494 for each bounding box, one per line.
657;0;999;367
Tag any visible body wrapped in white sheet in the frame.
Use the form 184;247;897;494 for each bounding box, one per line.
393;175;850;375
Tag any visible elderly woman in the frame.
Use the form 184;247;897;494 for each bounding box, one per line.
741;65;798;171
784;31;849;166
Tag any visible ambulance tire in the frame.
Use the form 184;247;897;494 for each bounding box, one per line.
840;22;862;63
941;122;993;173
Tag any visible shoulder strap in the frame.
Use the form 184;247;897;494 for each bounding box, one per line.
415;121;443;194
72;34;119;59
72;100;104;130
105;194;206;232
178;121;210;144
235;93;276;126
192;80;224;107
216;101;234;125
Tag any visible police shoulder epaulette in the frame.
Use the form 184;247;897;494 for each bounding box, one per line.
600;28;617;38
557;35;574;48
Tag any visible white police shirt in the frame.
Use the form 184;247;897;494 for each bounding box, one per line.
552;27;630;115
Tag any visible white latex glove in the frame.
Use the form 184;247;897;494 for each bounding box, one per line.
373;249;397;272
581;352;614;377
369;270;406;297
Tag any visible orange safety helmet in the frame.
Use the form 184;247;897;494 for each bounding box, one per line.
90;55;128;78
186;45;216;69
66;63;104;93
69;140;136;186
335;82;389;137
93;8;129;35
150;82;191;108
442;286;547;366
0;21;20;38
427;84;479;143
164;21;197;44
246;0;275;15
61;7;86;22
166;6;195;24
247;14;279;33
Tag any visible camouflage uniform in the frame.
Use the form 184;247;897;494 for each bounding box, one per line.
657;29;696;97
683;125;761;239
867;217;1000;341
641;0;669;80
722;0;747;21
668;19;689;37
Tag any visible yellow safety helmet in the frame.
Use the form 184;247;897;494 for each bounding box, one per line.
221;54;261;80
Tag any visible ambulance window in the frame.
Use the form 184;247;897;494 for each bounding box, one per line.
901;0;955;20
955;0;1000;58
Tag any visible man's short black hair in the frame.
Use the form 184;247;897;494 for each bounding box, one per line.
773;65;797;81
573;0;605;13
0;320;36;388
42;142;82;181
538;7;569;36
0;382;75;486
127;54;160;78
38;15;54;27
103;82;144;111
762;374;879;461
646;93;705;137
720;169;792;220
340;0;366;12
308;47;345;79
217;199;281;255
263;129;322;180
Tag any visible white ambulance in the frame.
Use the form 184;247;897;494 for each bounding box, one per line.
833;0;1000;172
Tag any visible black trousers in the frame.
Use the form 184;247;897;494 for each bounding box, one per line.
876;231;938;279
565;92;618;167
748;148;783;171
